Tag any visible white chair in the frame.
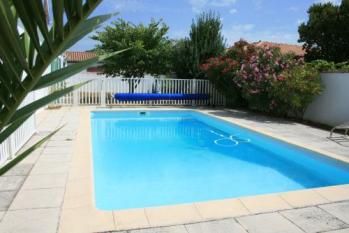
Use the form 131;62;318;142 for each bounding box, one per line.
330;122;349;138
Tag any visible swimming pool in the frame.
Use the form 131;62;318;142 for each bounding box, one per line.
91;110;349;211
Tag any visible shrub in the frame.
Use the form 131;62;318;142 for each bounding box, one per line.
226;40;257;63
201;40;323;117
270;65;323;117
233;46;296;114
200;56;242;106
310;60;349;72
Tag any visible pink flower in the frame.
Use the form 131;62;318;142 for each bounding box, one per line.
277;75;285;81
249;89;260;94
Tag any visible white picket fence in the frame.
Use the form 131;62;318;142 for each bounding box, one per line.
51;77;226;106
0;76;225;166
0;93;37;166
0;57;63;166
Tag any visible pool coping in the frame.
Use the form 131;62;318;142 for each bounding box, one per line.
58;107;349;233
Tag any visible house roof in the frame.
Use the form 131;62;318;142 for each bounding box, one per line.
253;41;305;56
65;51;97;62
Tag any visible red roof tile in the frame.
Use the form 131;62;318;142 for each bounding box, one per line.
65;51;97;62
253;41;305;56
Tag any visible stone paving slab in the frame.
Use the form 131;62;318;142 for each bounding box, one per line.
237;212;303;233
45;140;74;147
21;173;68;190
2;164;33;176
113;209;150;230
37;153;72;163
9;187;65;210
131;225;188;233
43;146;73;155
320;202;349;224
194;199;250;219
0;176;26;191
0;208;60;233
185;219;247;233
239;194;291;214
280;189;329;208
30;161;71;175
0;191;16;211
325;229;349;233
281;206;349;233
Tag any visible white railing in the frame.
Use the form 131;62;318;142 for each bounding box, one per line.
51;76;226;106
0;93;37;166
0;58;62;166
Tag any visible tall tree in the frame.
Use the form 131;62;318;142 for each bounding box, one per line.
171;39;193;79
173;11;226;79
299;0;349;62
91;19;173;78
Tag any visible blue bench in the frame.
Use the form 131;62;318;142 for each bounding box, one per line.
114;93;210;101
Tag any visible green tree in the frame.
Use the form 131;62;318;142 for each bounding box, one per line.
92;19;173;78
299;0;349;62
171;39;193;79
173;11;226;79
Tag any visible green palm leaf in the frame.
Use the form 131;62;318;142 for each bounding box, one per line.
0;126;64;176
34;49;130;90
8;81;90;127
0;114;31;144
0;0;108;131
0;1;125;172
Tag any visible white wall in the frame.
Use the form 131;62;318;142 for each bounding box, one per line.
304;73;349;126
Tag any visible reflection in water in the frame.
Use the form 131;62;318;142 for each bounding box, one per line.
93;118;207;142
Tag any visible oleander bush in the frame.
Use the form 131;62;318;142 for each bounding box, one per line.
269;65;322;117
200;56;242;106
201;40;323;117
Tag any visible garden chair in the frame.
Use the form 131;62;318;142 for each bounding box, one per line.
329;122;349;138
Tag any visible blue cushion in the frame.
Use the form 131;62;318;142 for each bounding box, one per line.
114;93;210;101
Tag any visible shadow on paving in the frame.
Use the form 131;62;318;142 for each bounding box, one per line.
207;109;297;125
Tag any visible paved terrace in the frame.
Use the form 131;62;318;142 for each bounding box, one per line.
0;107;348;233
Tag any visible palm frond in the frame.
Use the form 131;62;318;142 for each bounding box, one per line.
0;0;119;132
0;1;125;171
0;125;64;176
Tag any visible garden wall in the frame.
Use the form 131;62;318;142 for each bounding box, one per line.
304;73;349;126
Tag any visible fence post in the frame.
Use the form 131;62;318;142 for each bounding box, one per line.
100;79;106;107
73;89;78;106
191;79;196;106
7;136;14;160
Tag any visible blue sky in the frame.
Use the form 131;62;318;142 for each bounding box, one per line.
70;0;340;51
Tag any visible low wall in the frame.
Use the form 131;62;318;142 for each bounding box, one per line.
304;73;349;127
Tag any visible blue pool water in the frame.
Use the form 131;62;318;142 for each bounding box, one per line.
91;111;349;210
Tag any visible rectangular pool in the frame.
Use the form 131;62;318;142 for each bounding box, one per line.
91;110;349;210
